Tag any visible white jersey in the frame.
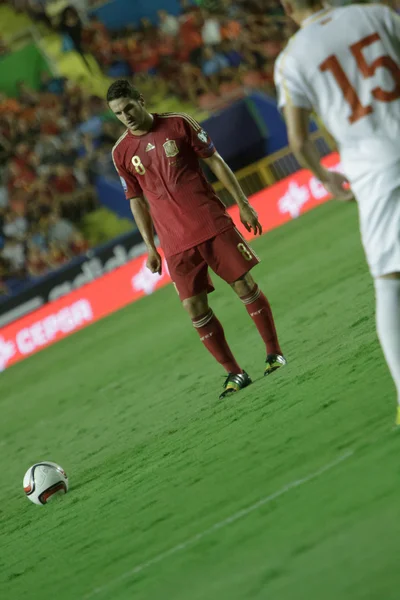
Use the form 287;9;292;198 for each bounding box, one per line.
274;4;400;179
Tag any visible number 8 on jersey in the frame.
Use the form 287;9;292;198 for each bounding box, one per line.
132;155;146;175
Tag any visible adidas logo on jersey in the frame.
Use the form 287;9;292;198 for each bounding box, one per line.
146;143;155;152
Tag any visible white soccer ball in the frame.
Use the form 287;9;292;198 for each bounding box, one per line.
23;461;68;505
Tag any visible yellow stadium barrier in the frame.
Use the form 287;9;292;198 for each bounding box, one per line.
213;129;335;206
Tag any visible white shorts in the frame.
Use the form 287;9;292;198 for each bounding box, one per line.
349;161;400;278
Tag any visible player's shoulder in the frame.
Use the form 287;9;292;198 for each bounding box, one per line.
275;35;300;80
111;128;130;162
335;3;395;35
357;1;396;25
276;5;354;65
329;3;391;26
351;2;391;15
157;111;202;133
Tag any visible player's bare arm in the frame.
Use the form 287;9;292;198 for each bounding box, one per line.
129;196;162;275
203;152;262;235
284;104;353;201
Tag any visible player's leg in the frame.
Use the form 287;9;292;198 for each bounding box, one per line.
167;248;251;398
354;165;400;421
183;291;241;375
201;228;285;375
374;273;400;423
183;292;251;398
231;271;286;375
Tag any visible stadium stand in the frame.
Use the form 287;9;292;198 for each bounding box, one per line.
79;0;296;109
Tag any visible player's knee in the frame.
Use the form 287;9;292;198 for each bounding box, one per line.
231;272;255;297
182;294;209;319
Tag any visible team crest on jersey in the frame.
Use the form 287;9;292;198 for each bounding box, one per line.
119;176;128;192
198;129;208;143
163;139;179;157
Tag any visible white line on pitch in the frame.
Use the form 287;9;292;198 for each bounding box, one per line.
83;450;354;599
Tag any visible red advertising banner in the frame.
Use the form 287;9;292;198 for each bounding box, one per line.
0;152;340;371
230;152;341;240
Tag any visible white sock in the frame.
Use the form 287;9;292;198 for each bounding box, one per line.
374;277;400;405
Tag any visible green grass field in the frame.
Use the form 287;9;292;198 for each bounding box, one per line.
1;201;399;600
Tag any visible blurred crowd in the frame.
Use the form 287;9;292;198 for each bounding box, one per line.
7;0;296;107
82;0;296;108
0;74;124;295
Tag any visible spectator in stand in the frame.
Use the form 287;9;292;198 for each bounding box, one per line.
201;10;222;46
201;45;229;76
221;39;244;69
220;0;243;19
40;71;67;95
7;161;36;194
50;163;96;222
220;15;242;41
77;107;103;137
90;29;113;69
139;17;157;40
26;243;49;277
1;237;26;276
0;93;21;117
0;182;8;209
59;137;79;167
83;13;108;41
47;240;70;269
179;4;203;63
158;9;180;36
46;209;77;246
29;220;48;251
51;164;79;216
176;62;211;104
70;230;89;256
2;210;28;241
35;133;63;165
16;80;38;107
59;6;93;73
40;109;62;136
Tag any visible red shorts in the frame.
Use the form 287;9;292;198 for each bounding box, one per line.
166;227;260;301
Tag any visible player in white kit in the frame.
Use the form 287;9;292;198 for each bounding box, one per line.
274;1;400;422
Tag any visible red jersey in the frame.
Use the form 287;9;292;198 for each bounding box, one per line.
111;112;233;257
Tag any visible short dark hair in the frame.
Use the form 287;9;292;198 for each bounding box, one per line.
106;80;141;103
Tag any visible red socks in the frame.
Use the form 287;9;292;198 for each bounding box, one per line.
192;310;242;374
241;286;282;355
192;288;281;374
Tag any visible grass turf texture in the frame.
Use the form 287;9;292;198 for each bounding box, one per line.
1;200;399;600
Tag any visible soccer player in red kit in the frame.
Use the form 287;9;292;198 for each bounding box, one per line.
108;79;286;399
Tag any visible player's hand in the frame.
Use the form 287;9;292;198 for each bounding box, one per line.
239;203;263;236
146;249;162;275
321;170;354;202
